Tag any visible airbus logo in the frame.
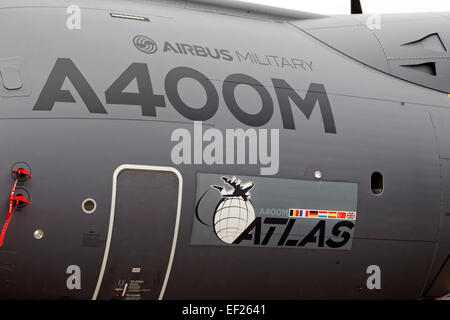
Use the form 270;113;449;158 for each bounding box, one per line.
133;35;313;71
133;35;158;54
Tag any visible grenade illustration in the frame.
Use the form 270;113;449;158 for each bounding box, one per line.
211;176;255;244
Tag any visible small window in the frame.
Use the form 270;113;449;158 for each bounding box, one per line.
371;172;383;195
82;198;97;214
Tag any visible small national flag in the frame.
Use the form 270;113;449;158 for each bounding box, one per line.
287;209;356;220
318;211;328;218
337;212;346;219
289;209;300;217
309;210;318;218
347;212;356;220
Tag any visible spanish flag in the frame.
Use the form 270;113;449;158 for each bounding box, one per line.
328;212;337;218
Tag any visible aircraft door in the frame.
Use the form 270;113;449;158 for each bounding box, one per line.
93;165;182;300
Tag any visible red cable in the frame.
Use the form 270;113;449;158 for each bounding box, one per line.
0;179;19;247
0;171;31;247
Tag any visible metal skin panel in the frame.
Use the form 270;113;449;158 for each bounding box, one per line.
373;16;450;93
426;254;450;297
291;15;362;29
371;16;450;59
440;161;450;243
167;239;434;299
429;109;450;159
0;0;446;299
182;0;323;20
295;13;450;93
0;57;31;97
301;25;390;73
424;243;450;298
423;159;450;298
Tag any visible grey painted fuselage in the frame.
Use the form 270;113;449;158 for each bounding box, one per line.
0;0;449;299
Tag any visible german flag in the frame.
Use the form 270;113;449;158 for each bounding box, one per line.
309;210;318;218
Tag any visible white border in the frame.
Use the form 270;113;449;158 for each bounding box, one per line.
92;164;183;300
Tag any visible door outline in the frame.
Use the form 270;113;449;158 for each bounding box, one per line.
92;164;183;300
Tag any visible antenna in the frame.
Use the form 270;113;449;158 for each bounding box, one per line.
351;0;363;14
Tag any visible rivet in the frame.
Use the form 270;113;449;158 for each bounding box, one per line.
314;170;323;179
34;229;44;240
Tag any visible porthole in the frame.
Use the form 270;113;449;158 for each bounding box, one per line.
82;198;97;214
371;172;383;195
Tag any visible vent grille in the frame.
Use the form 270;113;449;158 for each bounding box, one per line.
401;62;437;76
402;33;447;53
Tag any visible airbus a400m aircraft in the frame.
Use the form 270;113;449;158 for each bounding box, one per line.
0;0;449;300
